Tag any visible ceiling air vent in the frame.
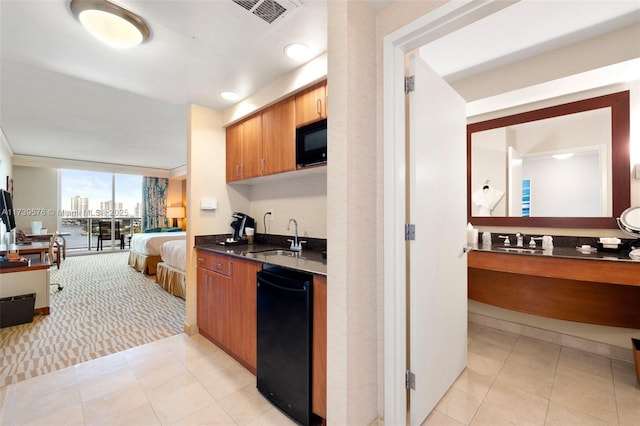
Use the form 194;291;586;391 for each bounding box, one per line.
232;0;301;24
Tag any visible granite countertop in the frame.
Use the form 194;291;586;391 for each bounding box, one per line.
474;244;640;263
196;242;327;275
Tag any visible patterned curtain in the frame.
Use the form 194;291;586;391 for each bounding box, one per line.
142;177;169;230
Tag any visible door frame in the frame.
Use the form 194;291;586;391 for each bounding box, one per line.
382;1;519;424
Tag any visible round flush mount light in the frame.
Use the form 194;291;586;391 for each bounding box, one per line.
221;91;240;101
70;0;151;49
552;153;574;160
284;43;312;61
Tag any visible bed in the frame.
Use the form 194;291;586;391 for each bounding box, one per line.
127;231;186;275
155;240;186;299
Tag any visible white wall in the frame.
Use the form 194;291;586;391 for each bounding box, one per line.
247;173;327;238
12;166;58;233
0;129;13;241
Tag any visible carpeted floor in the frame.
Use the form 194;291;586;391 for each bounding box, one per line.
0;251;185;387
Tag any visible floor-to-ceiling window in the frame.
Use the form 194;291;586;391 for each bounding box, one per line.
60;169;142;252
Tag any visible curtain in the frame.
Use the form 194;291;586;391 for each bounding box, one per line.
142;177;168;230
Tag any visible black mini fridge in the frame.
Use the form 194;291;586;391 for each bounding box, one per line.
256;266;313;426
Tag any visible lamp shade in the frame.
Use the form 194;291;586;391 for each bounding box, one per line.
166;207;185;219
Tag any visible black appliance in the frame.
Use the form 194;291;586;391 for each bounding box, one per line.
296;118;327;168
222;212;255;245
257;265;315;426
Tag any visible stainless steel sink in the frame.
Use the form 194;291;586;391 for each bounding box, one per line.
250;249;299;257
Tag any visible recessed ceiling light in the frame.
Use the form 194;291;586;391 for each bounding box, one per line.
552;153;574;160
284;43;312;61
70;0;151;49
221;92;240;101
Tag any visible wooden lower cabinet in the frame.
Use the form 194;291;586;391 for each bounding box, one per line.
228;257;261;370
196;250;327;420
312;274;327;420
196;250;260;373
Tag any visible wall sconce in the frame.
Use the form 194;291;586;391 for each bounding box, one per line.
70;0;151;49
166;206;185;228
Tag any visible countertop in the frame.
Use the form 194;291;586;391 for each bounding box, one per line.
473;243;640;263
196;242;327;275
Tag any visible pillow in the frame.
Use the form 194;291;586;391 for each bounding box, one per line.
144;227;161;233
163;227;183;232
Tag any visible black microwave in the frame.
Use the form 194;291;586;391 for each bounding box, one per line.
296;118;327;168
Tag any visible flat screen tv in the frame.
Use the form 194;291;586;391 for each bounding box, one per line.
0;189;16;231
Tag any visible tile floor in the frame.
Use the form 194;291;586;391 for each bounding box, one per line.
425;322;640;425
1;323;639;425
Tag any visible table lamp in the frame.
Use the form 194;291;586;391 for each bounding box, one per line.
166;206;185;228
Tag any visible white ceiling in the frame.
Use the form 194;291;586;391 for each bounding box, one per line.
1;0;639;172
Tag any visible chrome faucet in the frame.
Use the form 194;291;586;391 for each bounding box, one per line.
286;218;306;252
515;232;524;247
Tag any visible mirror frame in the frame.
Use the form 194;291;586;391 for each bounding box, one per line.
467;90;630;229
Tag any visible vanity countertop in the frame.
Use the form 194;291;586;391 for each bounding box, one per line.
196;243;327;276
473;244;639;263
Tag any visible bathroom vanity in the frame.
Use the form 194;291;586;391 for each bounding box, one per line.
468;248;640;328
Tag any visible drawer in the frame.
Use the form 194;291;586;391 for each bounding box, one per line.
196;250;233;276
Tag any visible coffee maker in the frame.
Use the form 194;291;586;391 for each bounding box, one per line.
225;212;255;245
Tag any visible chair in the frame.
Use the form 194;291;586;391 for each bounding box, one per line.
97;220;124;250
48;232;63;291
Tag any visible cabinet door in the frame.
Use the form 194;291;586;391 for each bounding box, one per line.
312;275;327;419
295;81;327;127
210;270;231;349
262;97;295;175
196;267;211;337
226;124;242;182
229;258;261;371
240;114;263;179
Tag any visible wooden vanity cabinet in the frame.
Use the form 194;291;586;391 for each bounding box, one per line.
312;274;327;420
196;249;261;373
295;81;327;127
226;113;262;182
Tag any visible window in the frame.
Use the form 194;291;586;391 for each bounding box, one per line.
60;170;142;251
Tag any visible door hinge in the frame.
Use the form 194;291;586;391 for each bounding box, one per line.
405;370;416;390
404;224;415;241
404;75;415;93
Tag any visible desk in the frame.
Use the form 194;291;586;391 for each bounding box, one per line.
24;232;69;259
1;243;50;263
0;258;51;315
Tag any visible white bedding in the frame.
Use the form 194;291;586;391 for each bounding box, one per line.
130;232;186;256
160;240;186;272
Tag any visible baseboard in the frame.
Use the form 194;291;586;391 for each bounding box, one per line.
469;311;635;363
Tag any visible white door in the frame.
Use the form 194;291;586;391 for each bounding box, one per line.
408;54;468;425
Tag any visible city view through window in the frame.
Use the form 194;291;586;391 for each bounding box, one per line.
60;170;142;251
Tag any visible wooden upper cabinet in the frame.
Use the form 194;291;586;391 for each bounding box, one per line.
295;81;327;127
262;97;295;175
240;114;262;179
226;124;242;182
226;113;262;182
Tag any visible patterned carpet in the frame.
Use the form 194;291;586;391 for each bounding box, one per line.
0;252;185;387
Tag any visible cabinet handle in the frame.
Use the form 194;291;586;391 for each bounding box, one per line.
316;99;322;116
261;158;266;174
197;257;204;262
241;163;245;177
236;164;240;177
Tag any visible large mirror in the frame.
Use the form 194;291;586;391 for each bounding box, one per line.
467;91;630;229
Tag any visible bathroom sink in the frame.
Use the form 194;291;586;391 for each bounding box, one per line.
497;247;543;254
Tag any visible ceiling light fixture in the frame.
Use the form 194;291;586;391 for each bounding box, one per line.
552;153;574;160
69;0;151;49
284;43;312;61
221;92;240;101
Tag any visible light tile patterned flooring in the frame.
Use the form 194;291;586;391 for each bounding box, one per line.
1;323;639;425
425;322;640;425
